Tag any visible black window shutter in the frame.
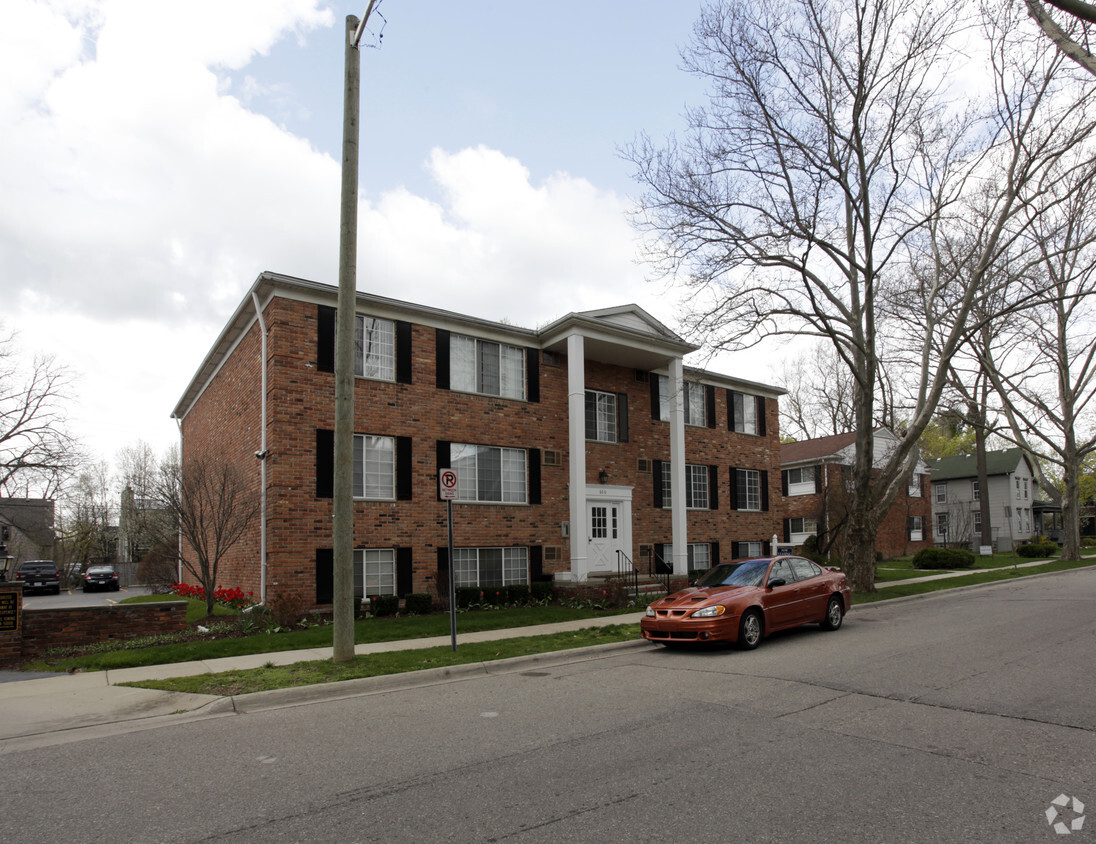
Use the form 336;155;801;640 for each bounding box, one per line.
529;449;542;505
617;393;629;442
396;547;413;597
436;547;449;592
584;392;597;440
728;390;738;431
435;329;450;389
706;385;717;428
316;429;334;498
708;465;719;510
436;441;451;501
761;470;770;511
729;467;740;510
782;470;790;496
652;459;664;508
757;396;767;436
654;544;670;574
763;538;772;555
650;375;662;420
784;519;791;543
317;305;336;373
530;545;543;582
526;349;540;403
315;548;333;604
396;321;413;384
396;437;413;501
907;517;913;539
815;466;823;494
731;541;742;559
711;541;720;565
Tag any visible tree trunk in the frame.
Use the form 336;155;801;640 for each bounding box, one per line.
842;500;879;593
1061;447;1081;560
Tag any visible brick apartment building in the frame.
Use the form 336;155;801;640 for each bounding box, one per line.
172;272;786;607
780;428;932;560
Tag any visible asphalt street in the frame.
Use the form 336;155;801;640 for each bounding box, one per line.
2;569;1093;843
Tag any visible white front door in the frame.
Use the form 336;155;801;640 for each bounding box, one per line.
587;501;621;573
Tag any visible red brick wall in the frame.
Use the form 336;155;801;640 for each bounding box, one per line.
182;294;785;606
1;598;188;665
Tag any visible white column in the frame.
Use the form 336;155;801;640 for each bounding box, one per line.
567;334;587;581
669;357;688;575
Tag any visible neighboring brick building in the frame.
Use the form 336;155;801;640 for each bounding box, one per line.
172;272;786;608
780;428;932;560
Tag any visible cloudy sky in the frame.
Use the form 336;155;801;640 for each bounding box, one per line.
4;0;758;473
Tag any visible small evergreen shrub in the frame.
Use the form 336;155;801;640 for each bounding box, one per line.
506;584;531;605
455;587;481;608
1016;542;1058;558
531;581;554;602
912;547;975;570
404;593;434;614
369;595;399;616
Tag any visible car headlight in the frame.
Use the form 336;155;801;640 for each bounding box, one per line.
646;605;658;617
691;605;726;618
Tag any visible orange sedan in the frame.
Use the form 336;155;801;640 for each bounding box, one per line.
640;556;851;649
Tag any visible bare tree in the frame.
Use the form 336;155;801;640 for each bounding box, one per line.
1026;0;1096;77
777;343;858;440
157;449;259;618
0;326;81;497
116;440;171;564
56;461;116;573
629;0;1096;590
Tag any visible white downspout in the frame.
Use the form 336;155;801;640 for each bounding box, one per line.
252;292;269;605
175;417;183;584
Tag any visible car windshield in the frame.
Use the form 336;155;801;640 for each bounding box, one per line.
694;560;770;588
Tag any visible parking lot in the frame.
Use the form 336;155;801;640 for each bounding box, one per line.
14;582;154;609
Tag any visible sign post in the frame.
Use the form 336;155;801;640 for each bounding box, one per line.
439;469;459;651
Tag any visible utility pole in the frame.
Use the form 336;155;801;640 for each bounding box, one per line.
333;3;379;663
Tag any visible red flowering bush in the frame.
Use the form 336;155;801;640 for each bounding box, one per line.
169;583;254;610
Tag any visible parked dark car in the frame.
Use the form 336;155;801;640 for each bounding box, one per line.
82;564;121;592
14;560;62;595
640;556;851;649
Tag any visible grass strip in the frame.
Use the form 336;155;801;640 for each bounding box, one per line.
853;558;1095;603
121;624;641;696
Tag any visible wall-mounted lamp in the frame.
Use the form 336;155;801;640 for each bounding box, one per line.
598;470;609;485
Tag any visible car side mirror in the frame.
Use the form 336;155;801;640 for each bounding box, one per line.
768;577;786;588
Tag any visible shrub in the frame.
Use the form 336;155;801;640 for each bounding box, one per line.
531;581;554;602
506;584;531;605
1016;542;1058;558
912;548;975;570
266;590;310;628
455;587;481;608
368;595;399;617
404;593;434;614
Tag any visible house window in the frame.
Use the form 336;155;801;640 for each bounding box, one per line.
353;435;395;499
732;391;759;435
451;334;525;399
972;480;980;501
909;516;924;542
736;541;763;557
451;444;527;503
453;547;528;588
1023;478;1029;500
660;463;710;509
973;510;982;534
354;316;395;380
908;474;922;497
585;390;618;442
935;483;947;504
654;376;707;425
736;469;762;511
789;517;818;542
663;542;712;572
936;512;949;536
785;466;816;496
353;548;395;597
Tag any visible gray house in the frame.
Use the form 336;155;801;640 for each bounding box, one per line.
0;498;56;578
926;448;1059;551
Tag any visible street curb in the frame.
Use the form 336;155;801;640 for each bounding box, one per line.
213;638;652;715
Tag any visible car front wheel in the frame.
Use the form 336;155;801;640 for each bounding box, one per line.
821;595;844;631
737;609;763;650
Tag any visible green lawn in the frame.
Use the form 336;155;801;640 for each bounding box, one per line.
872;550;1055;582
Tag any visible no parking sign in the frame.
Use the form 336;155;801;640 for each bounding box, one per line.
439;469;458;500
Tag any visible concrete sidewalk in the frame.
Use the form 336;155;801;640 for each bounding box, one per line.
0;612;647;750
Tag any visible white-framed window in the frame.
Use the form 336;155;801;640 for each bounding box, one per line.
1015;477;1021;496
660;463;710;509
935;483;947;504
353;548;395;597
788;517;818;543
732;392;759;435
908;474;922;497
451;334;525;400
451;444;527;503
453;547;528;588
654;376;707;426
909;516;924;542
785;466;816;496
973;510;982;533
585;390;618;442
353;435;395;499
354;316;395;380
737;540;763;557
1023;478;1029;499
936;512;949;536
736;468;762;511
972;480;980;502
663;542;712;572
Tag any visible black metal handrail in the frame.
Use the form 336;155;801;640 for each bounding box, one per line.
616;549;639;596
